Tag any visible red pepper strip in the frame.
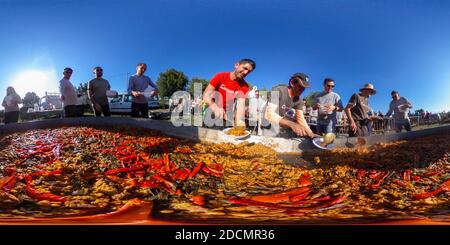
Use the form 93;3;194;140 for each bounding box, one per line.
249;187;310;204
29;170;63;178
208;163;223;171
357;169;366;181
369;172;389;189
312;195;332;202
26;185;67;202
139;179;160;188
24;176;67;202
413;180;450;199
403;170;411;183
289;191;311;203
392;179;408;188
202;167;223;178
104;165;144;175
0;176;15;189
317;196;347;209
369;171;382;179
163;153;169;165
190;195;206;206
298;175;312;187
152;175;175;191
171;168;191;181
421;171;440;177
133;171;145;178
188;161;203;179
106;175;137;187
412;176;421;181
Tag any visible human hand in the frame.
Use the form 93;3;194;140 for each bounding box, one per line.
290;122;314;138
94;103;102;112
350;122;357;133
325;104;335;112
211;104;226;119
131;91;142;97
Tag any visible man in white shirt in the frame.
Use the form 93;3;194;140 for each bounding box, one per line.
386;90;413;132
247;90;266;134
59;67;78;117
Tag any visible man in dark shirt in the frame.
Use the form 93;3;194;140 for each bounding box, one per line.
344;83;376;137
88;66;111;117
262;73;314;138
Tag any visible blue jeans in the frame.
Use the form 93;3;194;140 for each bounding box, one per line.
317;120;335;135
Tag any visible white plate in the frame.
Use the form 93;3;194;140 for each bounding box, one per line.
312;137;335;150
222;128;251;140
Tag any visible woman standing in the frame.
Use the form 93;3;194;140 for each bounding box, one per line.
2;86;22;124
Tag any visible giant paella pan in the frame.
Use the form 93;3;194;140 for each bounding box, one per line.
0;118;449;224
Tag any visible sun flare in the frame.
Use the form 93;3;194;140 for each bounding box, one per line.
11;69;59;98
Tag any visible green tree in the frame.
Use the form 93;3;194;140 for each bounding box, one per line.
156;68;189;98
77;82;88;93
22;92;40;108
304;91;321;107
187;77;209;96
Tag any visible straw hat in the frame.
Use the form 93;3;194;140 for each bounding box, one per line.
359;83;376;95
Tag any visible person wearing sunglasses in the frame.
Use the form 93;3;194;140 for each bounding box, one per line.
261;72;315;138
386;90;412;132
313;78;344;135
88;66;112;117
59;67;78;117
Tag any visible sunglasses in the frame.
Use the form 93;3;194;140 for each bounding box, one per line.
326;84;335;88
96;69;103;72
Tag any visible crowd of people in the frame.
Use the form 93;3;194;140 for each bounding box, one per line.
1;58;420;139
200;58;416;138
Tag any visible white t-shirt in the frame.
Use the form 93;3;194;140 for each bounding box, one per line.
2;94;21;112
59;78;77;106
248;97;266;121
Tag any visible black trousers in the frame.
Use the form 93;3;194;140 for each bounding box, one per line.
131;102;148;118
348;119;370;137
64;105;77;118
94;104;111;117
4;111;19;124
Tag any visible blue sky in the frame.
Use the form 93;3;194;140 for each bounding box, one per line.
0;0;449;113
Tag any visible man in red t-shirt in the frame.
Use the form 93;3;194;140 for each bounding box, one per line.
203;58;256;126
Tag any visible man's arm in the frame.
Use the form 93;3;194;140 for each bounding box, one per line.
335;95;344;112
87;80;96;103
203;84;226;119
345;104;357;133
59;81;65;101
148;78;159;96
386;101;394;117
264;102;314;137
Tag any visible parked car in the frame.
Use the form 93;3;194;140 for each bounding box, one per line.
109;93;160;114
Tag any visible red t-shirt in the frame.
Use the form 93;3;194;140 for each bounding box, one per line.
209;72;249;110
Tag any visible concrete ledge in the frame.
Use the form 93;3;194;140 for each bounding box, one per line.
1;118;449;153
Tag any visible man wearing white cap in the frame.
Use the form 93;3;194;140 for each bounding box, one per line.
344;83;376;137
